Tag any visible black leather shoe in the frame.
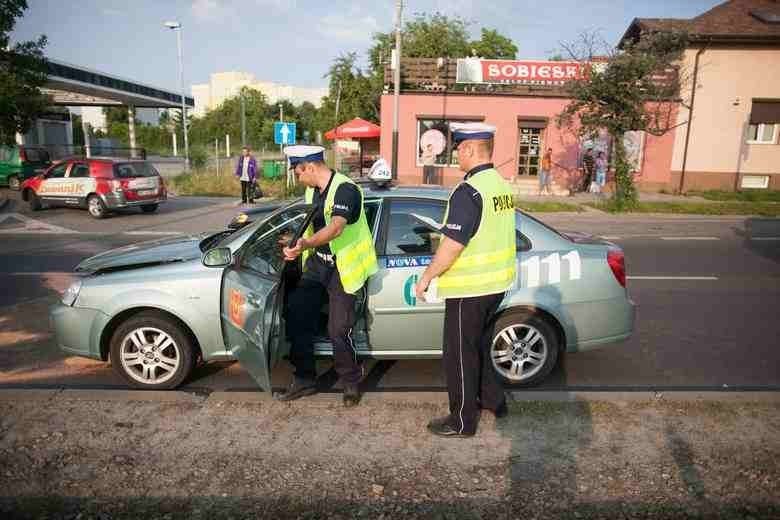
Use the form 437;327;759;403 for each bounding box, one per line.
426;417;475;438
343;384;361;408
274;378;317;402
490;401;509;419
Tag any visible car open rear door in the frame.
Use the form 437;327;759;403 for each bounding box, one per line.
219;203;315;391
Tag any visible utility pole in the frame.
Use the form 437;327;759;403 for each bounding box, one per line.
240;92;247;146
278;103;284;159
391;0;403;180
165;21;189;172
334;79;342;126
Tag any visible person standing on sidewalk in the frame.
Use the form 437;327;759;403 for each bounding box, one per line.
539;147;553;196
276;145;378;407
594;150;608;195
235;146;257;204
581;147;595;193
414;122;516;437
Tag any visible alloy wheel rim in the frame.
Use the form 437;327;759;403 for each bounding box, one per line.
119;327;180;385
89;198;102;216
491;323;547;381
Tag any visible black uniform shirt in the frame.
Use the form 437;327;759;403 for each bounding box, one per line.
310;171;361;254
440;163;495;246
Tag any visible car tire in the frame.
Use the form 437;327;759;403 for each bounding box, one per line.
87;195;107;219
487;309;559;387
8;176;20;191
140;204;158;213
109;311;195;390
27;190;42;211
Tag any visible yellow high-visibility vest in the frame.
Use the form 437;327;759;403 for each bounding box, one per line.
303;173;378;294
438;168;517;298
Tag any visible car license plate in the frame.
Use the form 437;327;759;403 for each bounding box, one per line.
138;189;156;196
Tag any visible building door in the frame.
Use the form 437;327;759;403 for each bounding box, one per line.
517;123;545;177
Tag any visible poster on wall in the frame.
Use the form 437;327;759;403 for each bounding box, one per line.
623;131;645;173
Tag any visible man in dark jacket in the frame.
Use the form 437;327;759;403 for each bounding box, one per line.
235;146;257;204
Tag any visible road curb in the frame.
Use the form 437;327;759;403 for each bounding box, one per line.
0;388;778;404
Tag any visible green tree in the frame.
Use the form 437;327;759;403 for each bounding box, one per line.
315;52;376;134
557;30;687;209
470;28;517;59
0;0;48;146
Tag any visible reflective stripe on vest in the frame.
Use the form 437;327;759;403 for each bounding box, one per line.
438;168;517;299
302;173;378;294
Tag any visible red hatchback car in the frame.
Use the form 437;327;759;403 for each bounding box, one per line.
21;157;167;219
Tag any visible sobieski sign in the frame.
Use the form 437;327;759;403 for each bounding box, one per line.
456;58;587;85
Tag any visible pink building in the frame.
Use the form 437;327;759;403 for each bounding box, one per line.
379;91;676;192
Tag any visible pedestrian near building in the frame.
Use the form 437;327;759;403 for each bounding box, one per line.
581;147;595;192
277;145;378;407
593;150;608;195
539;147;553;196
414;122;516;437
235;146;257;204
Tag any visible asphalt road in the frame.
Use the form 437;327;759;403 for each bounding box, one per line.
1;188;779;393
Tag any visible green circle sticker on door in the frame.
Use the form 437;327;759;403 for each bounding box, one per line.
403;274;419;306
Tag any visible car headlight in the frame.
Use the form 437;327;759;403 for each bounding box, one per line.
62;279;82;306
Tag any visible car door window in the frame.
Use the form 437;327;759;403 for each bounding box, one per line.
385;200;446;255
239;206;309;275
69;164;90;178
47;163;68;178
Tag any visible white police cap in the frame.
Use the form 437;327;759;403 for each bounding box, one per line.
284;145;325;167
450;122;496;146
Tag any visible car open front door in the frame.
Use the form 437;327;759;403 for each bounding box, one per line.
219;203;315;391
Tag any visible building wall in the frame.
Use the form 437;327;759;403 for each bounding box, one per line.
380;93;675;189
671;45;780;191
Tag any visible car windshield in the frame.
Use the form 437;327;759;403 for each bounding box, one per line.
516;210;569;241
216;200;305;249
113;162;160;179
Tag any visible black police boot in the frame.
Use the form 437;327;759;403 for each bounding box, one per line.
487;401;509;419
426;416;475;438
343;383;361;408
274;377;317;402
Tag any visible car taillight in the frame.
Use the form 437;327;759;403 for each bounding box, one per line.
607;249;626;288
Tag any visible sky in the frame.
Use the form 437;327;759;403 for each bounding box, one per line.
11;0;723;95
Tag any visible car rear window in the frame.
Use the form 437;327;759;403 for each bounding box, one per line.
23;148;50;163
113;162;160;179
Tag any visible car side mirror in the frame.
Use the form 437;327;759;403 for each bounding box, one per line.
202;247;233;268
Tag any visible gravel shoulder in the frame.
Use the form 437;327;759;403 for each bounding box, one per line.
1;394;778;519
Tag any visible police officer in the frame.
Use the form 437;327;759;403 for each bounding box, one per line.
276;145;378;407
415;123;516;437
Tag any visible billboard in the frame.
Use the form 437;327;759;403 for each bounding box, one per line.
456;58;587;86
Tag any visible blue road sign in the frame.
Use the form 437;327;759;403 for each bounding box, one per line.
274;122;297;145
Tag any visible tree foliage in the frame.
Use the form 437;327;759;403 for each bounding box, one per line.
0;0;49;146
557;30;688;208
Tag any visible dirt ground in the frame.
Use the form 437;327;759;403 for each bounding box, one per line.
0;393;778;520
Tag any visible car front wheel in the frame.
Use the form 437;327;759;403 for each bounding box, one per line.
488;310;559;387
109;311;195;389
27;190;42;211
8;176;20;190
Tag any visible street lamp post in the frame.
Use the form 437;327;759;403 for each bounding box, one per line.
165;21;189;172
391;0;403;180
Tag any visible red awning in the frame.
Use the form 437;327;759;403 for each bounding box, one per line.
324;118;381;140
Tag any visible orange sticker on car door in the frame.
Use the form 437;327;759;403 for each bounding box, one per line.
229;288;245;327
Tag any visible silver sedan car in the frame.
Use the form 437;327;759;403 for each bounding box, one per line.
50;185;635;391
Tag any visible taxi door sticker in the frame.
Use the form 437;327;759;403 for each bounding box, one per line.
229;288;245;327
38;178;96;198
518;251;582;289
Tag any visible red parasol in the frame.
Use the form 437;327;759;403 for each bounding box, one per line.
324;118;381;140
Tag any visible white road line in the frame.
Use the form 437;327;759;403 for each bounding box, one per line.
751;237;780;241
601;235;622;240
660;237;720;241
628;276;719;280
123;231;183;236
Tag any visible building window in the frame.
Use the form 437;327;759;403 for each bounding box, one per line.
416;118;481;167
747;123;778;144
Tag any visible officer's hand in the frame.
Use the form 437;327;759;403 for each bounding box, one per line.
414;277;430;303
283;238;305;261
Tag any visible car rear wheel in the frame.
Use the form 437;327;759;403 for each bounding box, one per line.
27;190;42;211
8;176;20;191
140;204;158;213
488;309;559;387
87;195;107;219
110;311;195;390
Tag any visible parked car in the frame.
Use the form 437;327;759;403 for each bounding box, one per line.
50;185;635;390
0;144;51;190
21;157;167;218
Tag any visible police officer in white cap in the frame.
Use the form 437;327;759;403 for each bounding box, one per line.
277;145;378;407
415;122;516;437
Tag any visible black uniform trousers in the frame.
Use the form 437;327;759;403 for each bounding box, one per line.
442;293;506;434
286;254;362;385
240;180;254;203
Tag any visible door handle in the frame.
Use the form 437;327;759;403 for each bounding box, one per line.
246;293;262;307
